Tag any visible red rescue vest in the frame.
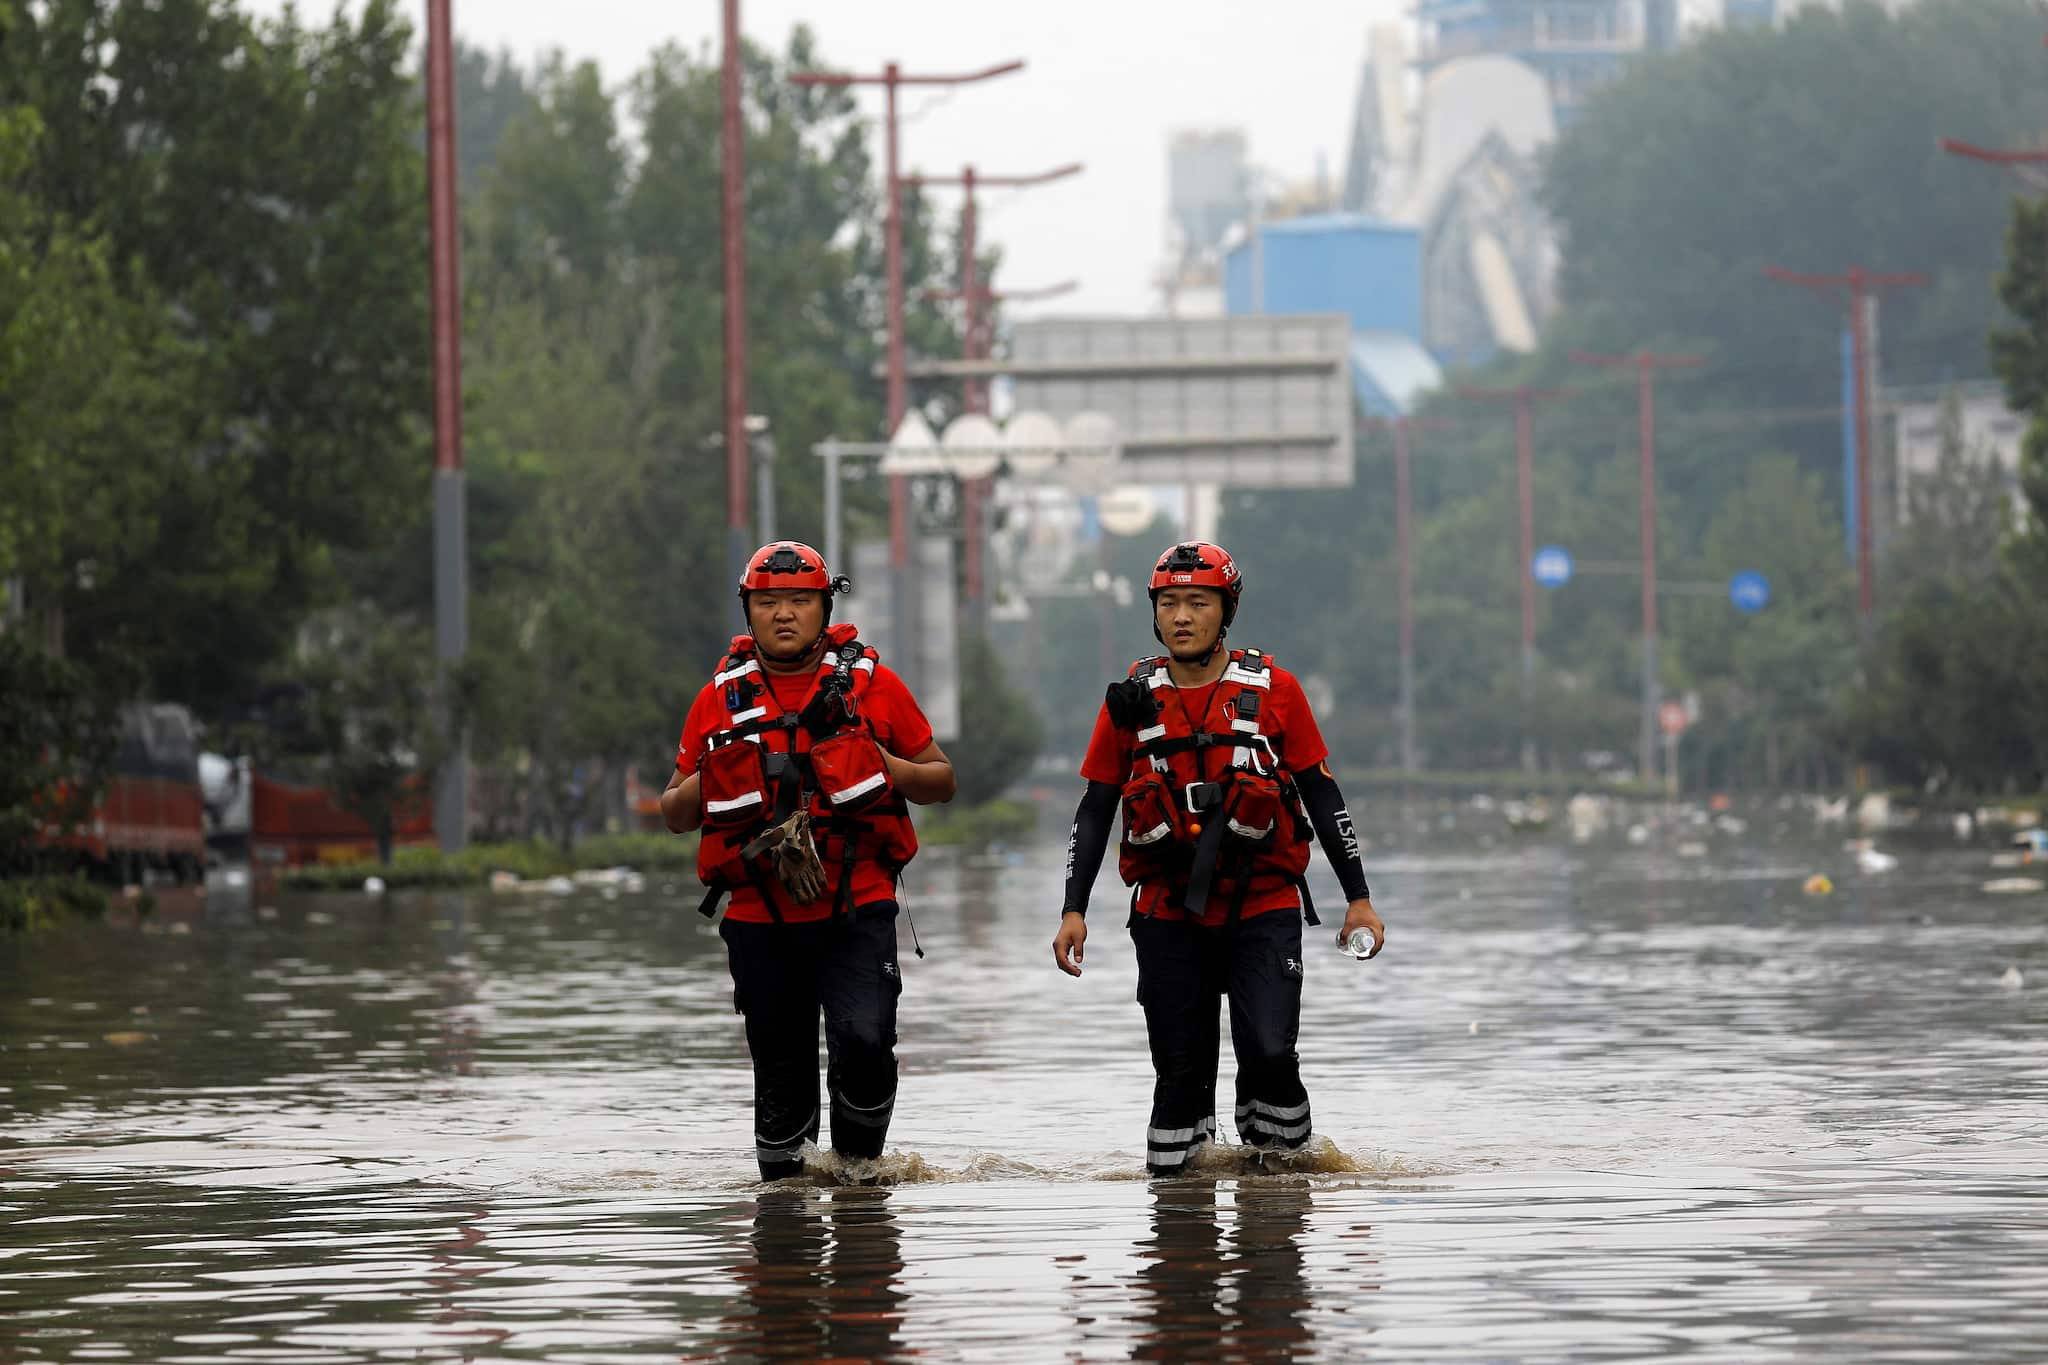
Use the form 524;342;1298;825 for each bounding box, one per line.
694;623;919;919
1107;647;1315;923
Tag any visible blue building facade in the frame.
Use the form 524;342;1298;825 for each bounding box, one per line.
1224;215;1423;337
1223;216;1441;418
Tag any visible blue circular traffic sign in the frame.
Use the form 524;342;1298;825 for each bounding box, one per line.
1532;545;1574;589
1729;570;1771;614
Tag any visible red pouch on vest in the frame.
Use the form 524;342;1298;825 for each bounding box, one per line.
1120;769;1184;849
809;731;893;814
1224;770;1283;843
699;741;770;829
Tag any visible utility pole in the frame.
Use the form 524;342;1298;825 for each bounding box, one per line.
790;59;1024;692
1765;265;1924;637
425;0;467;851
1375;416;1446;776
905;162;1081;629
1571;349;1701;786
1457;384;1567;770
720;0;749;590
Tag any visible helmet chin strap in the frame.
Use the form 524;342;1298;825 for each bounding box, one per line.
1165;628;1226;666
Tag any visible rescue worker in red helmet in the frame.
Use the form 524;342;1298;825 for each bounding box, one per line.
1050;540;1385;1176
662;540;956;1181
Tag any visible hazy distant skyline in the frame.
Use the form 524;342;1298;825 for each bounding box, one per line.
243;0;1410;316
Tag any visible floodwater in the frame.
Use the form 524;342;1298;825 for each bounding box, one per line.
4;820;2047;1362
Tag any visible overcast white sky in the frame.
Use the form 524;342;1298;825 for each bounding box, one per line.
244;1;1408;315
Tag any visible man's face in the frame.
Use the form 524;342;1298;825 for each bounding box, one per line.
747;589;825;661
1154;587;1224;661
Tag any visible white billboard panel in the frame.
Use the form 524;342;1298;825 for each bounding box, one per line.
1007;314;1354;487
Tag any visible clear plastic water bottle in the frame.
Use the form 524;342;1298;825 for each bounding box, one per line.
1345;928;1376;960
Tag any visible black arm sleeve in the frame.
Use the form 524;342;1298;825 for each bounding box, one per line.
1060;780;1120;918
1293;763;1371;903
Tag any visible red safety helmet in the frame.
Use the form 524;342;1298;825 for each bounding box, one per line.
1148;541;1243;627
737;540;849;619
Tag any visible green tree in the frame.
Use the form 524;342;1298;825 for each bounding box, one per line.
0;106;188;635
948;633;1044;806
1;0;430;710
1851;393;2047;793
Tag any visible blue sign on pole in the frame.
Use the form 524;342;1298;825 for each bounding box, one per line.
1729;570;1771;614
1532;545;1574;589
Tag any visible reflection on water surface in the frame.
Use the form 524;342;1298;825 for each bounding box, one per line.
3;833;2046;1360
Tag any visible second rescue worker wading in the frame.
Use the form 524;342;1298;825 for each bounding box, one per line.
662;541;955;1181
1052;541;1385;1177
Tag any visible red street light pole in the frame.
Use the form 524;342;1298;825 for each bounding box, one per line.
903;162;1082;415
1456;385;1566;771
1571;349;1701;785
1456;386;1566;681
425;0;467;851
1765;265;1925;635
905;162;1081;628
1375;416;1448;775
720;0;749;591
926;279;1077;626
789;60;1023;603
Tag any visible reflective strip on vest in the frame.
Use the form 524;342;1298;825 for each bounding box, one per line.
1136;724;1167;743
1227;813;1276;840
825;770;888;806
1129;820;1173;845
730;706;767;724
705;790;767;816
715;659;761;687
1221;664;1270;689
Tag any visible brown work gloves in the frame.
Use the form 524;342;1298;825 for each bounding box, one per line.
767;808;827;903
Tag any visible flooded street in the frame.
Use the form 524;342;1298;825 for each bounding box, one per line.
5;823;2048;1361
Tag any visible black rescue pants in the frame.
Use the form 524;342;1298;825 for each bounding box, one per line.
720;901;902;1180
1130;908;1311;1176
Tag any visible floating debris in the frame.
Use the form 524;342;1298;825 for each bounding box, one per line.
1999;966;2025;991
362;875;387;895
1803;874;1835;896
1983;878;2045;896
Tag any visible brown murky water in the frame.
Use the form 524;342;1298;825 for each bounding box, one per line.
4;825;2047;1361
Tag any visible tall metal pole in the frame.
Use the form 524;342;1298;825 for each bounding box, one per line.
960;164;984;628
426;0;468;852
821;442;843;577
1638;362;1659;786
1572;348;1701;784
1395;418;1416;775
1514;393;1535;691
1458;384;1565;772
791;58;1022;692
900;159;1078;636
882;68;919;688
1847;267;1875;629
721;0;750;587
960;165;982;416
1765;264;1923;640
